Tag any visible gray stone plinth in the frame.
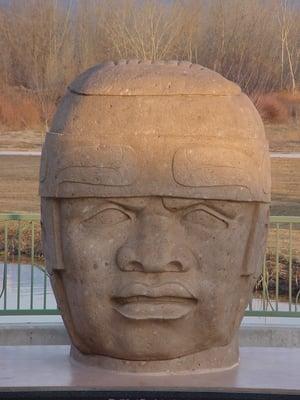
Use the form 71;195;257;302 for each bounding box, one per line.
2;323;300;348
1;345;300;397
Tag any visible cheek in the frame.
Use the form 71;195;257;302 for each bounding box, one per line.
61;221;130;271
185;224;249;278
60;222;132;306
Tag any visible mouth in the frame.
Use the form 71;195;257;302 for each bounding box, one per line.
112;283;197;320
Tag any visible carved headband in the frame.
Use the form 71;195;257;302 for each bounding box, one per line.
39;132;270;202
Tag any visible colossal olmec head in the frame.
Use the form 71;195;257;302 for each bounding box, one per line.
40;60;271;373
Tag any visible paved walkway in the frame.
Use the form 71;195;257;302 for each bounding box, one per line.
1;151;300;158
271;152;300;158
0;151;41;156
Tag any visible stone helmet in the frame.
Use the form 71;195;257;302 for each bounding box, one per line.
40;60;270;203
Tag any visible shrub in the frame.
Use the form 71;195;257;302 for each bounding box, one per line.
252;93;289;123
0;86;43;130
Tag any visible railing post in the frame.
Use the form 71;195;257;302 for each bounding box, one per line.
289;223;293;312
30;221;35;310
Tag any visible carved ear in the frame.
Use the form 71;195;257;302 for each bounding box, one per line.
41;198;90;352
241;204;269;277
41;198;64;272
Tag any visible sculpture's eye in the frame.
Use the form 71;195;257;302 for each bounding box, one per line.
182;209;227;229
82;208;131;227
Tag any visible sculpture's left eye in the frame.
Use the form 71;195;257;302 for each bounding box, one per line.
83;208;131;226
182;209;227;229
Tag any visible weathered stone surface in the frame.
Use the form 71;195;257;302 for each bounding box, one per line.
69;60;241;96
40;60;271;373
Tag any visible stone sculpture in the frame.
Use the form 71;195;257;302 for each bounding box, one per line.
40;60;271;373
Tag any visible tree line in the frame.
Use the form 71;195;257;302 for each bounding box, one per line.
0;0;299;126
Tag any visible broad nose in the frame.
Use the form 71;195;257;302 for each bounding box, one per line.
116;215;195;273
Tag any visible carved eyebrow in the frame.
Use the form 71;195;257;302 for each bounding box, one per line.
162;198;233;224
79;202;129;222
162;198;203;210
108;198;147;211
182;204;232;225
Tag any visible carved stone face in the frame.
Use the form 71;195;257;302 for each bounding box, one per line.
57;196;267;360
40;61;271;372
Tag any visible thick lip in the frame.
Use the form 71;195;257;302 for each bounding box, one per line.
113;282;196;299
112;282;197;320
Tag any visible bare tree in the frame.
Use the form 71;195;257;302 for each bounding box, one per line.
277;0;298;93
101;0;202;61
0;0;299;130
0;0;74;127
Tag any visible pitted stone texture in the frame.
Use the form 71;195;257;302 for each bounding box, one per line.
69;60;241;96
40;60;271;373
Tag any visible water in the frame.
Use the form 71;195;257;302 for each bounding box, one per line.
0;262;61;323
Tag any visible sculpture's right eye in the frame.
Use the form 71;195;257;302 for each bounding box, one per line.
182;209;227;229
81;208;131;227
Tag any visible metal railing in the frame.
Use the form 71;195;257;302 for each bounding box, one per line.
0;213;57;315
246;216;300;318
1;213;300;317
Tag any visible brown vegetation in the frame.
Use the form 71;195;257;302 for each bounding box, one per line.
0;155;40;213
263;254;300;299
251;90;300;124
252;93;289;124
0;87;44;130
0;0;300;129
0;221;42;262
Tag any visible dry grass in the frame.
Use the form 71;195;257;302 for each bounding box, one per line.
277;90;300;103
252;93;289;124
268;226;300;260
251;90;300;125
0;87;45;131
0;130;45;151
270;158;300;202
265;123;300;152
0;155;40;213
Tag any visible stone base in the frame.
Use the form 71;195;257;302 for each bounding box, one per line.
70;337;239;373
1;346;300;399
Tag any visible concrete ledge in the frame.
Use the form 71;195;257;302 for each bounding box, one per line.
239;324;300;347
1;323;300;347
0;323;69;345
